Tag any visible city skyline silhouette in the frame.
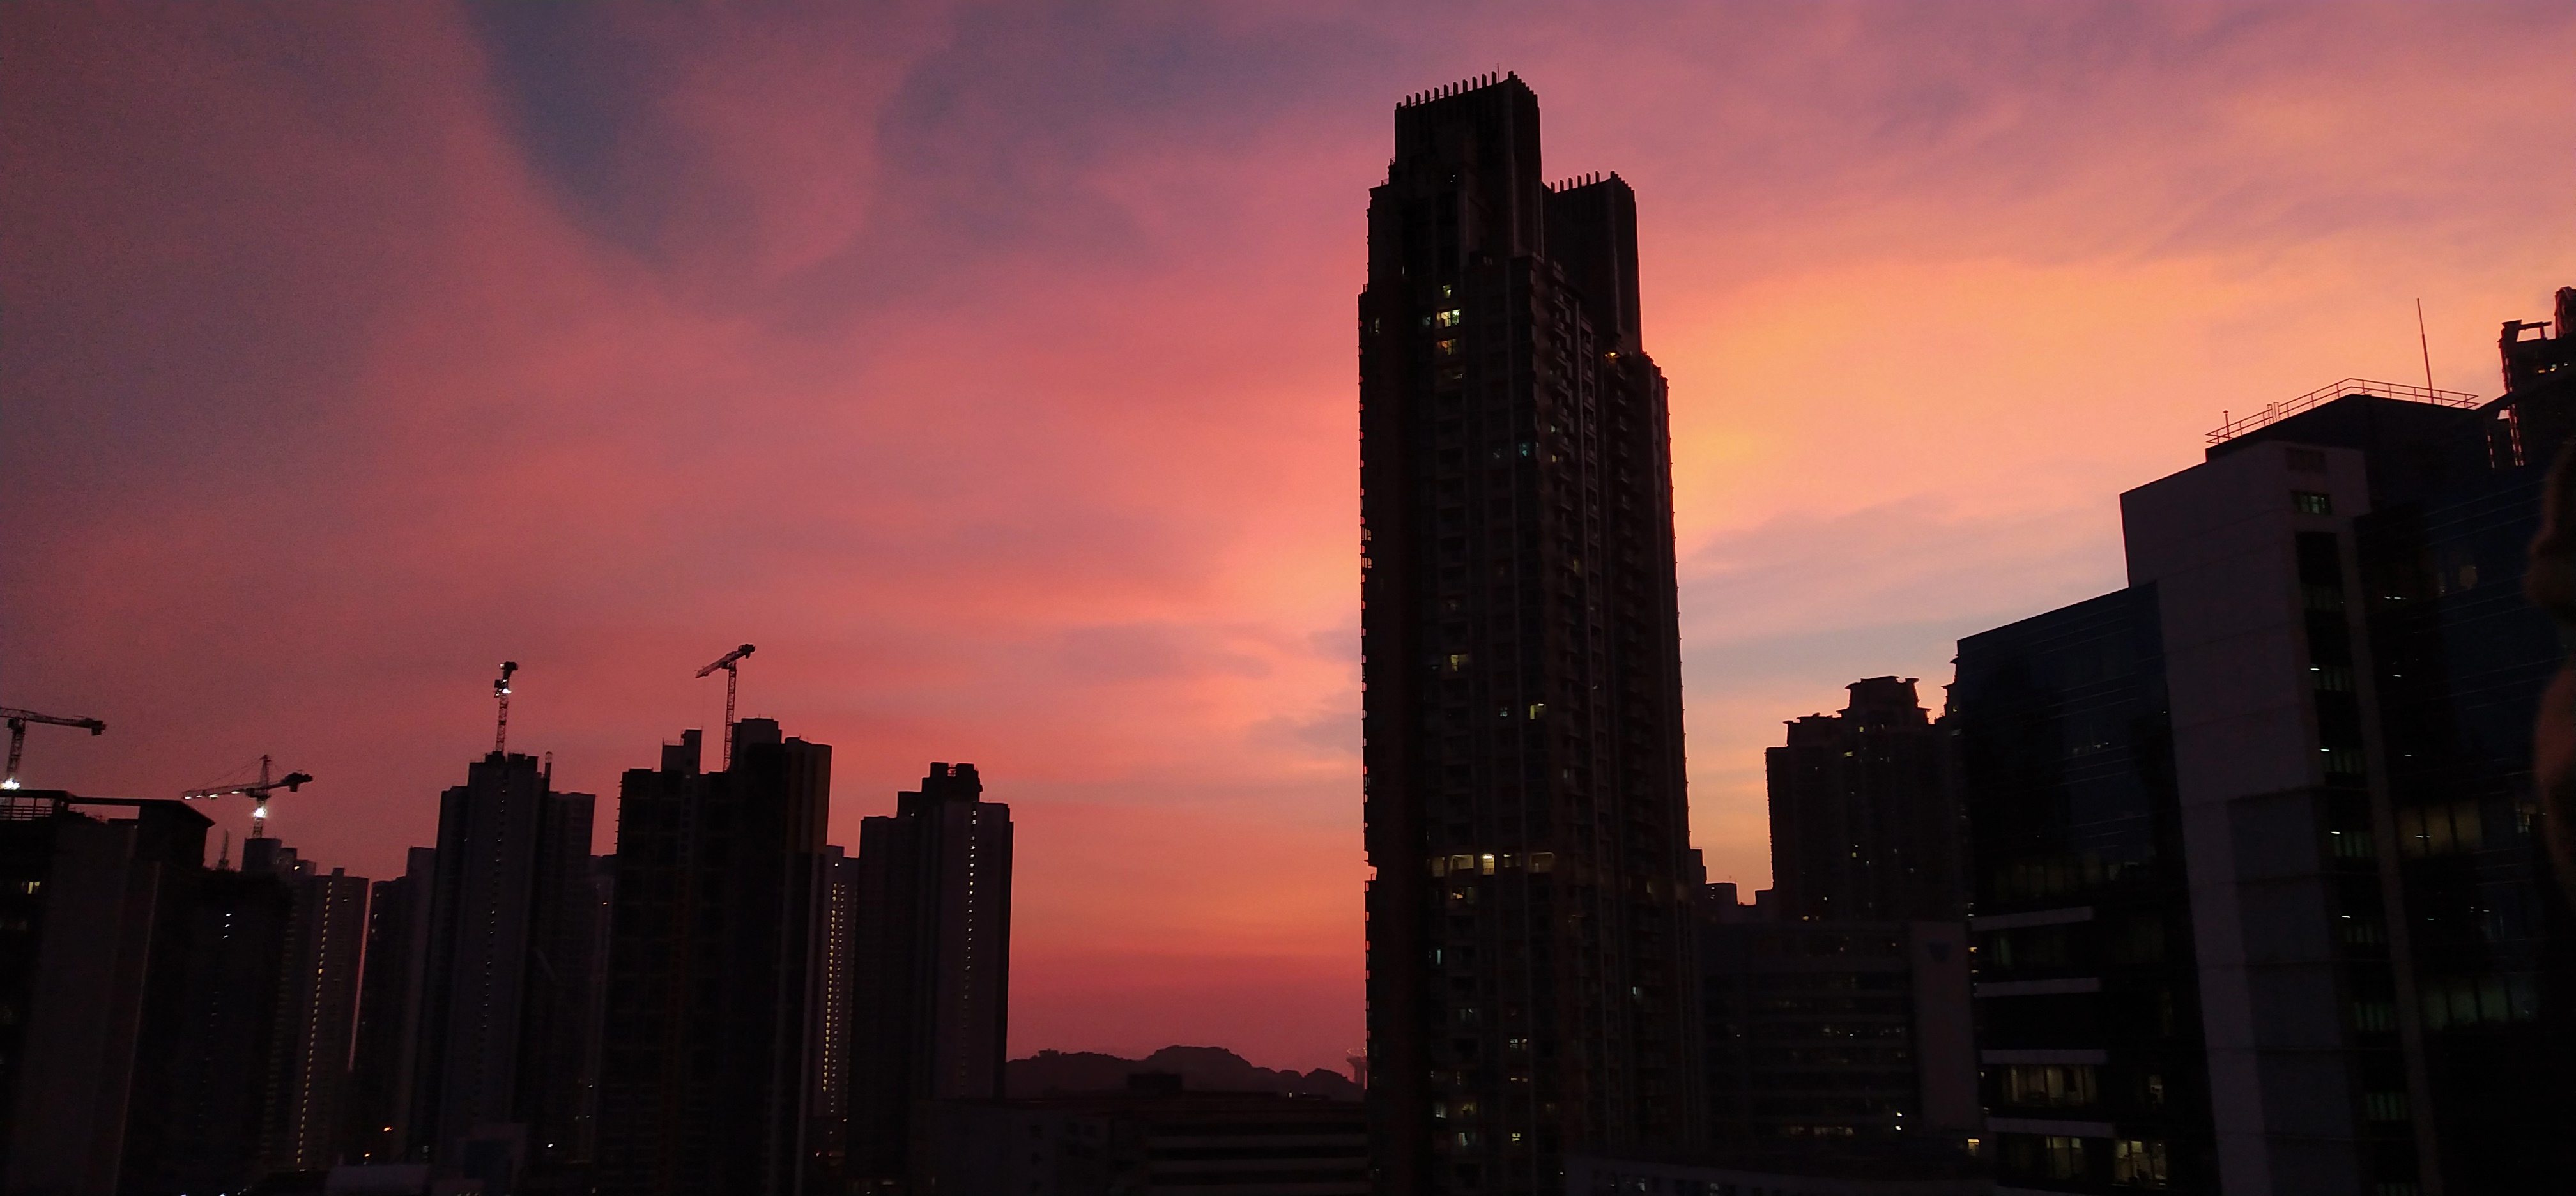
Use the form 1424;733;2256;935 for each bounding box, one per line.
6;3;2574;1085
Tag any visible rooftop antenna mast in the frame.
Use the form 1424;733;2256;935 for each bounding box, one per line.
2417;298;2435;392
494;661;519;756
695;644;756;769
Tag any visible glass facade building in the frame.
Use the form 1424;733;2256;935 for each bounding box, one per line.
2359;457;2570;1195
1947;285;2576;1194
1951;588;2215;1193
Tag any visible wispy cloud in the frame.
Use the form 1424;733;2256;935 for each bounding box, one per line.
4;0;2570;1071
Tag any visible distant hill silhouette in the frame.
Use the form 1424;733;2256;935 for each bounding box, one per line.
1006;1045;1360;1101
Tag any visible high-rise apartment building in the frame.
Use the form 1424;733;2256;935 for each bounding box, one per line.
1767;677;1963;922
809;845;857;1183
348;846;436;1165
241;838;372;1173
848;762;1013;1188
594;720;831;1196
1358;73;1702;1193
406;751;599;1186
0;801;196;1191
1949;284;2576;1195
0;797;301;1195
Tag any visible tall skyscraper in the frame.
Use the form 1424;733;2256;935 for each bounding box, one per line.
808;845;857;1184
242;838;372;1173
406;751;598;1186
847;762;1013;1189
1358;73;1702;1193
1766;677;1963;921
347;847;436;1165
594;721;832;1196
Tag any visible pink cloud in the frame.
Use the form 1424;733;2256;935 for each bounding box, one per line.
4;1;2572;1073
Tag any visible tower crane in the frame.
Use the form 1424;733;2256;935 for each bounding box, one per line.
1;707;106;790
494;661;518;755
695;644;756;769
181;753;314;841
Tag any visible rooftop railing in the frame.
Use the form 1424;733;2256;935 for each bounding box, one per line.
2208;378;2479;445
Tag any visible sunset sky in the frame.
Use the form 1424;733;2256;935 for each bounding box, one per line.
5;1;2572;1077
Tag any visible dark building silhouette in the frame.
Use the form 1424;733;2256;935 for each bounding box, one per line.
405;751;599;1186
1696;919;1978;1154
348;847;436;1165
848;762;1013;1189
1947;284;2576;1194
1766;678;1963;922
0;800;176;1190
1950;589;2216;1193
0;797;307;1195
1358;73;1702;1192
594;720;831;1196
808;845;856;1183
2500;286;2576;395
121;861;293;1195
242;838;372;1174
562;852;616;1164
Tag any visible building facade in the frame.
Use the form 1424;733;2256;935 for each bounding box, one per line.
848;762;1013;1189
1358;72;1703;1193
244;838;372;1173
1950;589;2217;1193
809;845;857;1184
1946;282;2576;1196
594;721;832;1196
0;798;310;1195
1767;678;1963;922
348;846;437;1165
1697;919;1977;1152
405;751;599;1184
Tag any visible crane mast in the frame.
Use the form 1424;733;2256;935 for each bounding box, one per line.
493;661;518;755
694;644;756;769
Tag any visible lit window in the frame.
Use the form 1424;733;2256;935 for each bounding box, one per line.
1436;338;1460;357
2112;1138;2168;1187
1435;308;1464;328
1527;703;1545;719
2292;490;2333;515
2004;1064;2099;1107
